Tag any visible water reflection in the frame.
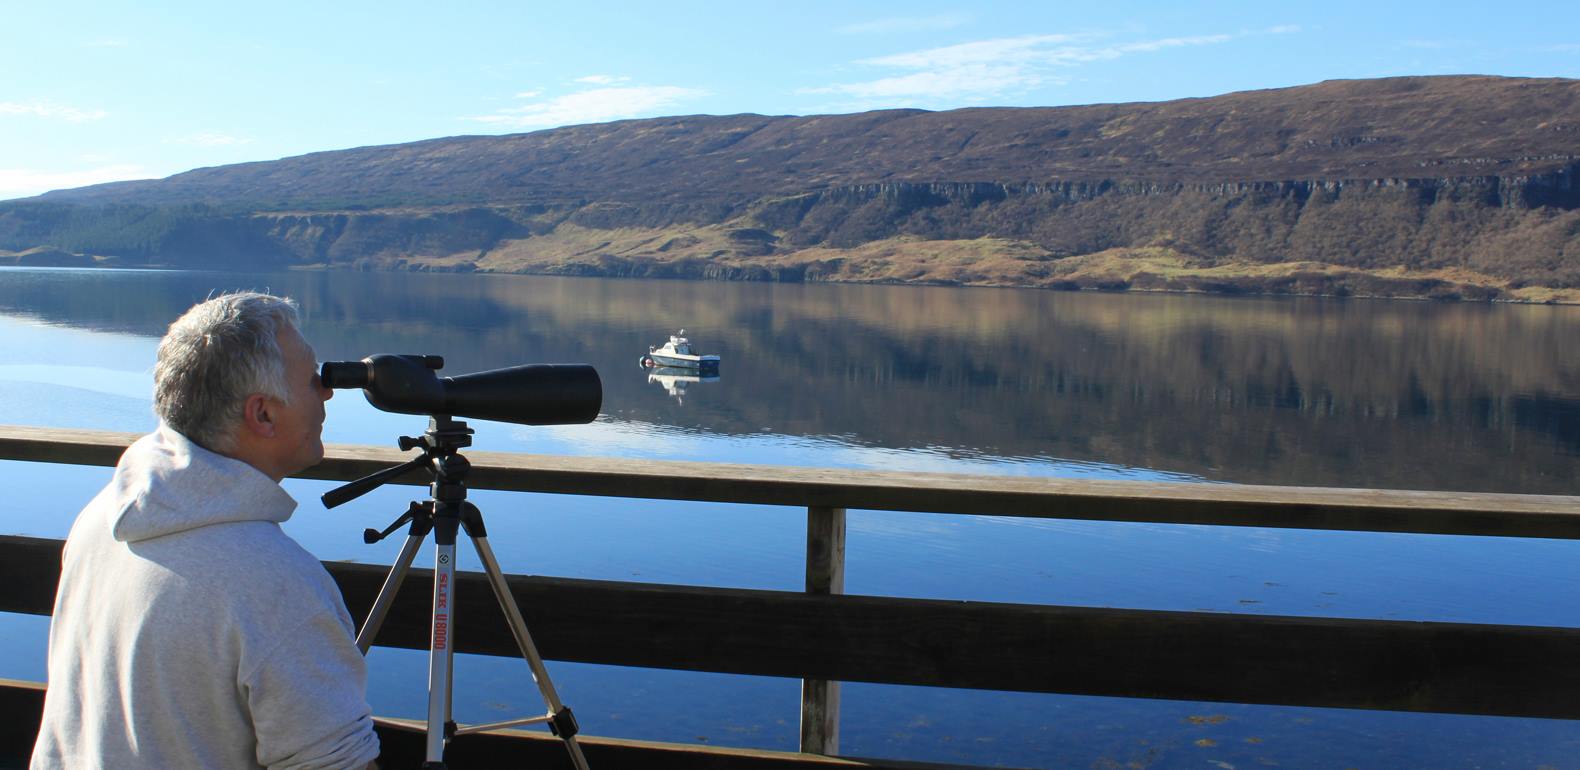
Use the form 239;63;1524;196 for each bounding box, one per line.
0;267;1576;494
646;366;719;405
3;267;1580;768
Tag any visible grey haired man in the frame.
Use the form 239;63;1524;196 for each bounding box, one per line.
31;292;380;769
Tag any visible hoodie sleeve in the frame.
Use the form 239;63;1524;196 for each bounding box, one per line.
243;609;381;770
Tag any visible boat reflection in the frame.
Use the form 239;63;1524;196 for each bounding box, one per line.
646;365;719;405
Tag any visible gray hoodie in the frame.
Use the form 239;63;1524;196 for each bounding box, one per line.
31;425;380;769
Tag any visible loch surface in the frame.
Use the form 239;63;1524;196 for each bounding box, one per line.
2;267;1578;768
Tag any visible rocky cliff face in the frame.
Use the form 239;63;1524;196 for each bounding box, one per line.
2;75;1578;300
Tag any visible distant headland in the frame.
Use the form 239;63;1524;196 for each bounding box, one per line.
2;75;1577;303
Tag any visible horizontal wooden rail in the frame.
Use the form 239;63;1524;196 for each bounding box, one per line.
3;424;1580;538
0;679;970;770
6;534;1579;720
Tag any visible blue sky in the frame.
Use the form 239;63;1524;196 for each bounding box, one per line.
1;0;1576;200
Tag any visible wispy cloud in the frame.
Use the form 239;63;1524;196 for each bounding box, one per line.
836;13;972;35
0;101;108;123
859;33;1094;69
573;74;630;85
171;132;252;147
803;26;1297;109
802;63;1046;101
467;83;708;129
0;164;148;200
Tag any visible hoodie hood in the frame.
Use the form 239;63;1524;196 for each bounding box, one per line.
109;424;297;543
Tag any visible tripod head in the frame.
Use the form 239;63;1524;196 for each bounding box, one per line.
321;416;475;511
398;415;474;456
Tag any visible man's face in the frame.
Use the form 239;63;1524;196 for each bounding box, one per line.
270;323;333;476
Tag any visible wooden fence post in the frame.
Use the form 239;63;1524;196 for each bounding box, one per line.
800;506;846;755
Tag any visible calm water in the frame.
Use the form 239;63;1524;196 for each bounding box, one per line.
1;267;1578;768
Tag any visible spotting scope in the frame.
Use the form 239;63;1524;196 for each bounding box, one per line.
320;354;601;426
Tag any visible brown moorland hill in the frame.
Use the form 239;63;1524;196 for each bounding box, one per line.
2;75;1577;301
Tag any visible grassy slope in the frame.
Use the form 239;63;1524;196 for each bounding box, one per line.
456;223;1580;304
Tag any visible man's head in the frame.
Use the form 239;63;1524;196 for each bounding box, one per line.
153;292;333;480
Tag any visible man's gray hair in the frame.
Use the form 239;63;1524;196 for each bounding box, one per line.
154;292;300;452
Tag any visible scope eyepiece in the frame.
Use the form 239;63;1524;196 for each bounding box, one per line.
320;361;368;389
321;355;442;390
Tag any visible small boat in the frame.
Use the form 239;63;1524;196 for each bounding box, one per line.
640;329;720;370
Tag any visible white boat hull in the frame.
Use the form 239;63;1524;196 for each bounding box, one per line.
648;353;719;369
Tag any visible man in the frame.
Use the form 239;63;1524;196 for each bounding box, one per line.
31;292;381;770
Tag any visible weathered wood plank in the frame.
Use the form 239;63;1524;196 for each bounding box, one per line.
801;506;846;755
805;507;847;597
371;716;988;770
0;680;977;770
0;425;140;468
0;679;44;768
3;424;1580;537
0;535;60;614
6;535;1580;720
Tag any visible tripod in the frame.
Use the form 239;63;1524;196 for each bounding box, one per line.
323;416;591;769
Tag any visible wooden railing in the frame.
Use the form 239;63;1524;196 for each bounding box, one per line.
4;425;1580;767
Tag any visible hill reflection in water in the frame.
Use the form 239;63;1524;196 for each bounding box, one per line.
0;266;1574;494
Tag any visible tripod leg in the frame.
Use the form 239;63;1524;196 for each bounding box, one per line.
356;530;427;654
426;537;460;765
470;534;592;770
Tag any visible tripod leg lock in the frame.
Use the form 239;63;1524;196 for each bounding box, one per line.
548;706;580;739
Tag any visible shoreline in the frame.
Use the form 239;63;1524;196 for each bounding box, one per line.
4;245;1578;305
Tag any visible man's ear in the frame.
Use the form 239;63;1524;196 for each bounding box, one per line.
241;393;278;439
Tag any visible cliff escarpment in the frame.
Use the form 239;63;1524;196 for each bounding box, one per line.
3;75;1578;301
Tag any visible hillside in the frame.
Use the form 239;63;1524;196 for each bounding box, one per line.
2;75;1578;301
